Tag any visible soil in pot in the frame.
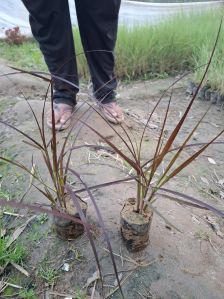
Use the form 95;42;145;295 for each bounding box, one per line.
53;194;87;240
120;198;153;252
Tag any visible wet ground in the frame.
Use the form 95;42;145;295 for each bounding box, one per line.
0;59;224;299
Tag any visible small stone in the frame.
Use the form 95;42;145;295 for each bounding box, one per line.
186;81;196;95
192;86;198;96
197;90;203;100
198;85;210;100
217;94;224;106
210;91;218;104
204;89;211;101
61;263;70;272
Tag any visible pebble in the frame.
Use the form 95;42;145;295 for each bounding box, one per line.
186;81;224;108
210;91;218;104
204;89;211;101
186;81;196;95
217;94;224;105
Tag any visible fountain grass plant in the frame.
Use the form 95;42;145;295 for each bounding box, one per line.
70;19;224;251
0;72;124;296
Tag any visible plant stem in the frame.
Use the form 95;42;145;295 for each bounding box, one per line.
136;175;142;212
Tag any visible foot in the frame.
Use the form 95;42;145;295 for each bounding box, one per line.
47;103;74;131
99;102;124;124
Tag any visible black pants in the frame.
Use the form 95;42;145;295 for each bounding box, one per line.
21;0;121;106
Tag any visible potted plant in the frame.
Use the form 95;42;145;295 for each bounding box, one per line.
0;81;88;240
76;24;224;251
81;94;223;251
0;67;126;297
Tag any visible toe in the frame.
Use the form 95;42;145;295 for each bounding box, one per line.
100;102;124;124
47;103;74;129
60;111;72;124
110;102;123;119
47;109;61;125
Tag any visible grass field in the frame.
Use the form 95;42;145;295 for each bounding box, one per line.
0;8;223;92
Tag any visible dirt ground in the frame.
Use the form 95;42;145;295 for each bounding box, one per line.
0;59;224;299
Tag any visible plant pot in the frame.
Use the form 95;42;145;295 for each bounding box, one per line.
53;194;87;240
120;198;153;252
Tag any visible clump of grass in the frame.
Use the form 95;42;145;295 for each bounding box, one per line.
116;8;224;80
36;213;48;224
37;266;59;285
0;237;27;267
0;187;10;200
26;230;42;244
0;40;46;71
18;289;37;299
194;44;224;94
74;290;86;299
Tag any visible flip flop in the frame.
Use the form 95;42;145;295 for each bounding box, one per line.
99;102;124;124
47;103;74;131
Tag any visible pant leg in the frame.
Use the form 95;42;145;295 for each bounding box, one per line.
21;0;78;106
75;0;121;104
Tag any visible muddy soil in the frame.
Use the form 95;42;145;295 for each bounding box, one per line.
0;59;224;299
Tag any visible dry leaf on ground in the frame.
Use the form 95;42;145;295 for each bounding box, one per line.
6;215;36;249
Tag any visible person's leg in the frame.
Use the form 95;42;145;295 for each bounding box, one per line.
21;0;79;129
75;0;123;123
22;0;79;106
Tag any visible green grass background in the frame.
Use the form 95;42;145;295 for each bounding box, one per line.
0;8;223;92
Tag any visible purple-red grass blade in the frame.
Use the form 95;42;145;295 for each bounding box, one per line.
138;63;208;154
164;129;224;183
0;120;44;150
69;144;115;154
22;140;41;150
77;118;141;175
156;192;219;210
142;141;224;169
8;67;51;82
65;185;103;284
148;205;182;233
159;187;224;218
75;177;136;194
1;71;44;141
68;168;124;298
82;100;139;165
41;82;51;151
147;89;173;186
157;106;211;186
146;18;222;176
0;156;56;193
8;67;80;91
31;183;54;203
0;198;83;224
22;96;43;140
